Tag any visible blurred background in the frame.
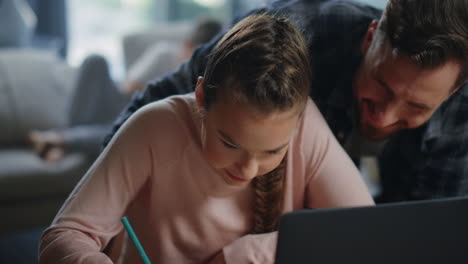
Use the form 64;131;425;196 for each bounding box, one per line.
0;0;387;263
1;0;388;80
67;0;267;80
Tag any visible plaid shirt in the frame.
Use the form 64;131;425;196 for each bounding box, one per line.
108;0;468;203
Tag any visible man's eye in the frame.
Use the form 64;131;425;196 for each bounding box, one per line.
409;104;429;114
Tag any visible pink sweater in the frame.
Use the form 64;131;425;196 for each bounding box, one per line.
39;94;374;264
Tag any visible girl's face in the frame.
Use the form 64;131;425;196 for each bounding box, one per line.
195;79;301;186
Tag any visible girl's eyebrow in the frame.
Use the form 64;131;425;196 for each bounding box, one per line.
268;142;290;153
217;129;289;153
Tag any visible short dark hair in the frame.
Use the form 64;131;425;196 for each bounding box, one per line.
189;18;222;47
380;0;468;87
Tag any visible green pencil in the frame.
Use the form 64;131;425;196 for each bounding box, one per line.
121;217;151;264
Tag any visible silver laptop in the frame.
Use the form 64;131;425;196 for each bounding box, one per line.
276;196;468;264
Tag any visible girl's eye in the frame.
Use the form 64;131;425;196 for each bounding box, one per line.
221;140;237;149
266;150;281;156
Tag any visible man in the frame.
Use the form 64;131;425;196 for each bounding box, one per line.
106;0;468;203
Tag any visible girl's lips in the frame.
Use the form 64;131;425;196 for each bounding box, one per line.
225;170;248;182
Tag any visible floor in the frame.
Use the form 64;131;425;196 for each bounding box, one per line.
0;227;45;264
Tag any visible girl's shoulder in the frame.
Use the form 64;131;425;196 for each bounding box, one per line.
131;93;200;147
298;98;332;140
139;93;196;122
291;98;336;159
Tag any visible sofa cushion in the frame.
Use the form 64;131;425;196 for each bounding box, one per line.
0;149;93;202
0;49;76;146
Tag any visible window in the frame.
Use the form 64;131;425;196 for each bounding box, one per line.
67;0;155;80
167;0;231;22
354;0;388;9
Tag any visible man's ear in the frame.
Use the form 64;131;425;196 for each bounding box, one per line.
361;20;378;55
195;76;205;110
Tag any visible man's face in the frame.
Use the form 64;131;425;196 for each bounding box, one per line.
353;23;462;140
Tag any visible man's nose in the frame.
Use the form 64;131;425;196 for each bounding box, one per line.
373;102;399;128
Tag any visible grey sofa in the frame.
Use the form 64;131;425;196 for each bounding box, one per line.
0;23;193;235
0;49;95;234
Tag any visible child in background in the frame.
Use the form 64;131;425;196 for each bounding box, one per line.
39;13;374;264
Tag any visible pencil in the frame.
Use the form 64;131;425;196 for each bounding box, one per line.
121;217;152;264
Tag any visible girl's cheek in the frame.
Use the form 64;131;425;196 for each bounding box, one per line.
203;142;236;168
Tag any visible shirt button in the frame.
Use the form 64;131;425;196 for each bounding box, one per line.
337;131;344;139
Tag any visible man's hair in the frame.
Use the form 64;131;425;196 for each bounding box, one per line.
380;0;468;88
189;18;222;47
202;12;311;233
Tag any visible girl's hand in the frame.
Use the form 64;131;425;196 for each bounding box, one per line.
208;250;226;264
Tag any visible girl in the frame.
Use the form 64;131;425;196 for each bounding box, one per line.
39;13;373;264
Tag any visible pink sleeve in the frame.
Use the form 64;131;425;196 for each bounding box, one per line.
221;101;374;264
223;232;278;264
302;102;374;208
39;104;159;263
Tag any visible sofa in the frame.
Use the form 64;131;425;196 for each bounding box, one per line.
0;49;97;235
0;23;192;235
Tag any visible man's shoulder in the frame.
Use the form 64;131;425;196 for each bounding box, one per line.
318;0;382;18
312;0;381;40
437;84;468;134
416;83;468;152
268;0;382;34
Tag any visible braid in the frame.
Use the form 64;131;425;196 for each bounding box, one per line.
251;160;286;234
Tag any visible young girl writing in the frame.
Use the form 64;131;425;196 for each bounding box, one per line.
39;13;374;264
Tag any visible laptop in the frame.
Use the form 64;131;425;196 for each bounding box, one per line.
275;196;468;264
